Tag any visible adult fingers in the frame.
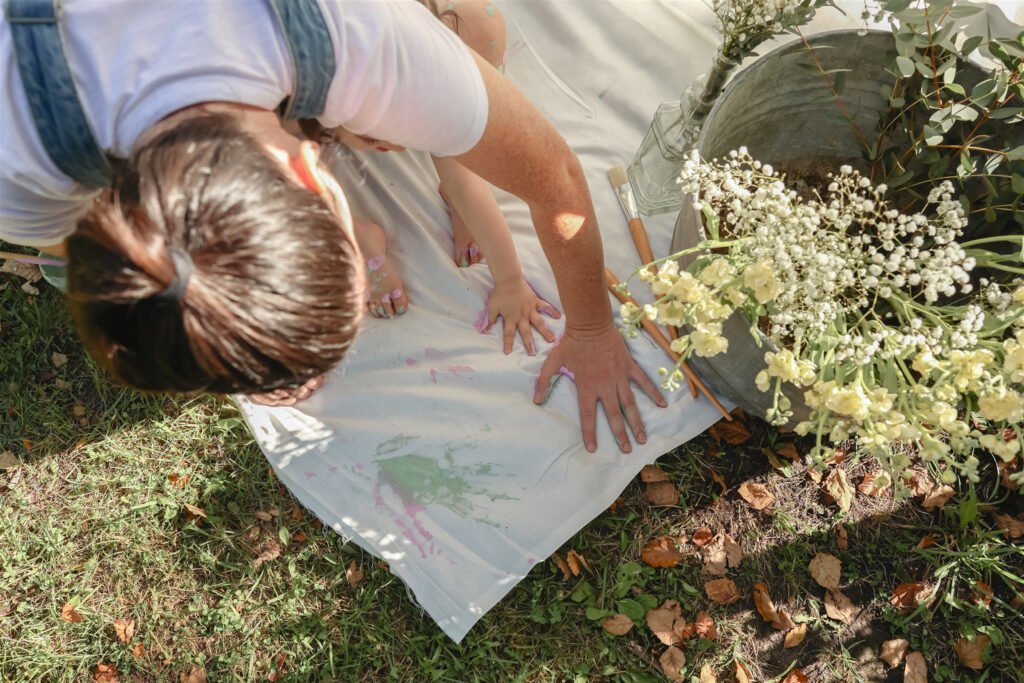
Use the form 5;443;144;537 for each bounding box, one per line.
533;357;559;405
617;382;647;445
599;391;633;454
578;392;600;453
631;362;667;408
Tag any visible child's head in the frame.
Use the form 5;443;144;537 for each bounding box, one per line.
67;113;365;394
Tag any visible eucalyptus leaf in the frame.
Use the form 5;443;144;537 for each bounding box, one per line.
896;55;916;77
1006;145;1024;161
959;35;984;56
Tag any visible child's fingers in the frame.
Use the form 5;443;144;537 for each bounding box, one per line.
469;245;483;265
530;311;555;343
379;293;396;317
537;298;561;319
390;287;409;315
502;318;516;354
518;319;536;356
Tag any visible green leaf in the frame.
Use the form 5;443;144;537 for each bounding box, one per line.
944;82;965;96
884;0;914;11
988;106;1023;119
637;594;659;612
1006;145;1024;161
278;526;290;547
585;606;611;621
616;599;645;622
887;168;915;187
833;71;847;96
960;35;984;56
950;103;978;121
1012;174;1024;194
947;3;982;17
896;55;916;78
960;149;974;174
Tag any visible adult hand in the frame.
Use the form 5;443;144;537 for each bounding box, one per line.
533;324;665;453
250;374;325;407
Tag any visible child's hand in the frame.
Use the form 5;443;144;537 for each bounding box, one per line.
482;278;561;355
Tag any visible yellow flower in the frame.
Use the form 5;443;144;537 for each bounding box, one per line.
978;433;1021;462
691;323;728;357
1003;338;1024;383
949;349;993;392
978;388;1024;423
699;257;737;287
670;335;689;354
1013;286;1024;305
693;298;733;324
743;259;782;304
755;370;770;392
667;271;707;303
912;349;937;375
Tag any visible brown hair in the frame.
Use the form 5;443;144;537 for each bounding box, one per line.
67;114;364;394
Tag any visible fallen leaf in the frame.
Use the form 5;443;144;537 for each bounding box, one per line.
93;661;118;682
268;653;287;682
784;623;807;648
0;259;42;282
167;473;190;488
890;582;932;612
693;527;713;546
807;467;823;484
252;543;281;570
61;602;83;623
858;470;891;496
566;549;589;575
775;609;797;631
998;457;1019;490
268;505;280;517
607;496;625;513
972;581;993;609
991;511;1024;538
291;531;307;543
710;470;728;498
809;553;842;590
823;469;854;511
183;502;207;519
640;465;671;482
709;415;752;444
753;583;781;626
782;670;808;683
290;506;303;521
954;634;990;670
659;646;687;682
601;613;634;635
645;480;679;506
734;660;752;683
695;611;716;640
904;652;927;683
346;560;363;587
254;510;273;522
376;560;389;572
132;642;145;658
0;451;19;470
836;526;848;549
699;663;717;683
554;555;572;580
737;482;774;510
676;621;697;640
646;600;683;646
777;443;800;461
880;638;909;667
51;352;68;368
921;484;955;510
642;537;683;568
182;665;207;683
704;578;740;605
704;532;743;576
824;588;855;623
112;619;135;643
916;535;937;549
21;281;39;296
1011;591;1024;609
54;378;70;391
908;470;935;497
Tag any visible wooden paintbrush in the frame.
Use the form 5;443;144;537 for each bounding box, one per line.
606;268;731;420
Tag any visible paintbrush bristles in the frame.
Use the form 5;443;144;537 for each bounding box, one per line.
607;164;629;188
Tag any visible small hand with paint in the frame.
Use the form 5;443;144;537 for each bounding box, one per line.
352;217;409;317
250;374;325;407
481;277;560;354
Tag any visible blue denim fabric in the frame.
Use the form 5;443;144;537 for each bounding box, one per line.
267;0;335;120
6;0;113;188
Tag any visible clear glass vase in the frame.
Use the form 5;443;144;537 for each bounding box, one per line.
628;48;741;215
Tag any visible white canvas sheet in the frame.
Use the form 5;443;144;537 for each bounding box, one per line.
236;0;1022;642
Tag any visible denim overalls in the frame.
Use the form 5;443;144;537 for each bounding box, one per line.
5;0;335;285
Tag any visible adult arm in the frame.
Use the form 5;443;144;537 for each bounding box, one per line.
454;51;665;453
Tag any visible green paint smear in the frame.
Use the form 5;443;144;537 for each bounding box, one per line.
484;4;496;16
377;453;514;525
376;434;418;456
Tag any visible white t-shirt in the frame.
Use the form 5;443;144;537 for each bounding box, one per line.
0;0;489;248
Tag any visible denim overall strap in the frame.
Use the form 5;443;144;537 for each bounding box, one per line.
6;0;112;188
266;0;335;120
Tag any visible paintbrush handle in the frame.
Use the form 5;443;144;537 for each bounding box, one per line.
628;218;657;274
605;268;732;420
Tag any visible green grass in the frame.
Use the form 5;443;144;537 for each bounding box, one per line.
2;259;1023;681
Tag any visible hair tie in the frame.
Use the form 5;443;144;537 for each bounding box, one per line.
153;246;193;303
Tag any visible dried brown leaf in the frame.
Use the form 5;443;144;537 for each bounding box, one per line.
734;660;752;683
642;537;682;568
972;581;993;609
254;510;273;522
784;623;807;648
565;549;588;576
695;611;716;640
346;560;364;587
0;451;19;470
916;535;938;549
607;496;625;513
646;600;683;646
737;482;774;510
921;484;955;510
710;470;728;498
61;602;83;623
709;416;752;444
693;527;713;546
890;582;931;612
824;588;855;623
777;443;800;461
554;555;572;580
253;543;281;570
782;670;808;683
699;663;717;683
858;470;891;496
908;470;935;497
645;480;679;506
954;634;990;670
93;661;118;682
112;619;135;643
991;512;1024;539
182;665;207;683
640;465;670;482
836;525;848;549
704;532;743;576
132;642;144;658
659;646;687;682
775;609;797;631
824;469;854;511
880;638;909;667
704;578;740;605
904;652;927;683
601;613;634;636
809;553;842;590
753;583;781;626
51;352;68;368
0;259;42;282
183;502;207;519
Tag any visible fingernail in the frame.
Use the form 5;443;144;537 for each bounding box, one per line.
461;256;468;267
397;305;406;313
586;441;596;453
658;399;667;407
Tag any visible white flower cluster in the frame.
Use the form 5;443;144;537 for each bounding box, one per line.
711;0;808;54
619;148;1024;477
